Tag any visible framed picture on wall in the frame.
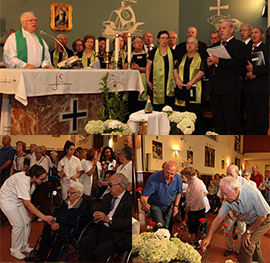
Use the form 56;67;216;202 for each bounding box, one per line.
205;146;215;167
234;135;241;153
187;150;193;164
50;3;73;31
235;157;240;169
152;140;163;159
221;160;225;169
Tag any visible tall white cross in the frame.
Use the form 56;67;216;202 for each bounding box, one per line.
209;0;229;15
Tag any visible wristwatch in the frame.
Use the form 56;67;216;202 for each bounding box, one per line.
173;204;179;208
246;229;252;235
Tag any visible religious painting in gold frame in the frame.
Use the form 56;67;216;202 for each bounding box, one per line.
50;3;73;31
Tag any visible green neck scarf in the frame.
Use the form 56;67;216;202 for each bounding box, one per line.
15;28;45;66
175;52;202;106
153;46;174;105
81;50;98;67
52;49;67;68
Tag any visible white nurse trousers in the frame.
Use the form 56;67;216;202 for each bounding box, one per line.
1;203;31;253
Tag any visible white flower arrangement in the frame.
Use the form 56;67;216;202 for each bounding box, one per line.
85;120;132;135
85;120;105;134
161;106;197;135
132;230;202;263
177;118;195;135
168;111;185;123
153;228;170;239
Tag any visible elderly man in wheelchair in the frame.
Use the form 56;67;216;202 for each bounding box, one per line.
78;173;132;262
25;181;90;262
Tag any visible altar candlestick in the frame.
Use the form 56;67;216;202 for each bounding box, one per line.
115;35;119;64
106;38;110;53
127;33;132;63
95;39;99;55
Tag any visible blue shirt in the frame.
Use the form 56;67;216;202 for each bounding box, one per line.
0;145;16;172
219;184;270;225
143;170;182;207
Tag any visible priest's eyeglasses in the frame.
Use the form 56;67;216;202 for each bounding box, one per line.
25;19;38;23
108;183;120;187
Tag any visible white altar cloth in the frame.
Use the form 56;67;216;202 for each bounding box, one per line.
0;68;144;106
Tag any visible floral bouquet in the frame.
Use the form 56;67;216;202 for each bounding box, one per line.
133;229;201;263
85;119;132;135
162;106;197;135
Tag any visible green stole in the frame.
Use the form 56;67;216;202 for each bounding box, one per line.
81;50;98;66
175;52;202;107
52;49;67;67
153;47;174;105
110;49;127;69
15;28;45;66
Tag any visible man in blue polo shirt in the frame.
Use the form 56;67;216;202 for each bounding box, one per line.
201;176;270;263
140;160;182;230
0;135;16;186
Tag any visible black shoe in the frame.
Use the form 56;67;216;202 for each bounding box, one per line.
224;250;232;257
233;234;238;240
25;256;44;262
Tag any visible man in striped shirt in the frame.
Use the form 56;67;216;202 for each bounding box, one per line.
201;176;270;263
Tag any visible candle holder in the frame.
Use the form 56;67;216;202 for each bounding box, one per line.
127;61;131;70
104;52;111;69
114;60;119;70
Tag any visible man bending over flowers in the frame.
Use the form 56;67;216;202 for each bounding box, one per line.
140;160;182;231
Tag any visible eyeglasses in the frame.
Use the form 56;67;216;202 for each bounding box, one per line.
68;190;78;195
24;19;38;23
223;189;233;197
108;183;120;187
38;177;47;182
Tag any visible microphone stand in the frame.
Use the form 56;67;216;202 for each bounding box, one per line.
40;30;72;69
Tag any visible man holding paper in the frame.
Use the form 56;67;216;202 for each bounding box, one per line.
245;27;269;134
207;20;246;134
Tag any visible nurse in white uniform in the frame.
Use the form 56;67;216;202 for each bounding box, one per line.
0;165;55;260
57;141;82;200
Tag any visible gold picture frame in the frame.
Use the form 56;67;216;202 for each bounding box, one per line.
50;3;73;31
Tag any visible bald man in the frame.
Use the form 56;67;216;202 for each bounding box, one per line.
0;136;16;186
140;161;182;231
175;26;207;61
3;11;53;69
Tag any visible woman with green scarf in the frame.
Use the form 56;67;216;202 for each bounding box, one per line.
145;30;175;111
50;34;74;68
173;37;205;133
81;34;99;67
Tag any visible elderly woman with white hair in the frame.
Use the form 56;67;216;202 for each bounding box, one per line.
50;33;74;67
25;181;89;262
173;36;206;133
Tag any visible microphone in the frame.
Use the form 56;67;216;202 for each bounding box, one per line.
40;30;72;68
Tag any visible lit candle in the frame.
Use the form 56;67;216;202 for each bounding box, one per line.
115;35;119;64
127;33;132;63
95;39;99;55
106;38;110;53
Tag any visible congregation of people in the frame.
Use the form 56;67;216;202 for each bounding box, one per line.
2;11;269;134
0;135;133;262
140;161;270;263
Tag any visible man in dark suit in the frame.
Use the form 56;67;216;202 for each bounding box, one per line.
175;26;207;61
78;173;131;262
245;27;269;134
207;20;246;134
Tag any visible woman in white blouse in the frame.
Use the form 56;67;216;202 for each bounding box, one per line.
57;141;82;200
80;148;102;198
0;165;55;260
